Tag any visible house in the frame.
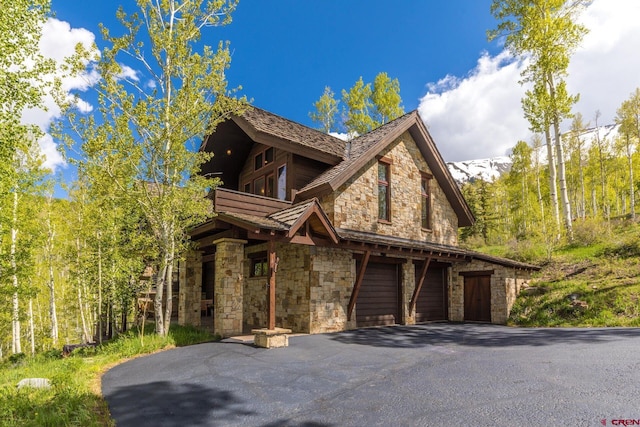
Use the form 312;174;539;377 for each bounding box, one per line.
178;107;539;338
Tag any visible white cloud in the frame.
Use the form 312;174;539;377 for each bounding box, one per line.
20;18;99;173
118;64;140;82
418;0;640;162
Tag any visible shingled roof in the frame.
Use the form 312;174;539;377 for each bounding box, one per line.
234;107;347;163
294;110;475;227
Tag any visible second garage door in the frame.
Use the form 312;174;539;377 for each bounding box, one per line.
415;262;448;322
356;262;400;327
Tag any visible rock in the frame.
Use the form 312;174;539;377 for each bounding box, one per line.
17;378;51;389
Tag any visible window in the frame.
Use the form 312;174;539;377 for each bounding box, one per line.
249;252;268;277
277;165;287;200
378;161;391;221
254;176;265;196
421;174;432;229
244;182;251;193
251;257;268;277
266;174;275;198
254;147;274;171
264;147;274;165
254;152;263;171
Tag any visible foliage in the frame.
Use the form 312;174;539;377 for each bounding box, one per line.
489;0;590;238
58;0;247;337
309;86;339;133
309;72;404;136
503;221;640;327
0;324;216;426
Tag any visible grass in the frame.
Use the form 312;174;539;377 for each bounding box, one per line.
506;222;640;327
0;324;217;427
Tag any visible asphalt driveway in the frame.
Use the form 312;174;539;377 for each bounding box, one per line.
102;324;640;427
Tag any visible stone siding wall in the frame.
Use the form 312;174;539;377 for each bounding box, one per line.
321;131;458;246
308;247;356;333
244;243;311;333
213;238;246;337
178;252;203;327
451;261;533;324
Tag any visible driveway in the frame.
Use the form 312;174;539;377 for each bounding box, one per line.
102;324;640;427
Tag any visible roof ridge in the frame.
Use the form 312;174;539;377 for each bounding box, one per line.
244;105;347;147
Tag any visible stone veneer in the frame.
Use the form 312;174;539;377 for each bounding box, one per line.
178;252;202;327
213;238;247;337
321;131;459;246
451;260;531;324
308;247;356;333
244;244;356;334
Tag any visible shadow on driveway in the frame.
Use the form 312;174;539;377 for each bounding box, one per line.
329;323;640;348
106;381;254;427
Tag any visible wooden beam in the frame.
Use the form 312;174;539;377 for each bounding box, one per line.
347;251;370;321
267;239;277;330
409;258;431;315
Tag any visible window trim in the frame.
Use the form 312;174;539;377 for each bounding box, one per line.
377;158;392;223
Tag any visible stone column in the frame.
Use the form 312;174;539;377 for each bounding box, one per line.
214;238;247;338
178;251;202;327
402;260;416;325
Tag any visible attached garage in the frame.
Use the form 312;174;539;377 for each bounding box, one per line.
414;262;448;322
463;272;492;322
356;262;401;327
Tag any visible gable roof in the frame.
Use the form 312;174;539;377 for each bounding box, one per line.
233;107;346;164
215;198;339;244
295;111;475;227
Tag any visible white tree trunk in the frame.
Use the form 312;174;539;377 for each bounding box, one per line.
545;127;560;231
553;119;573;239
28;298;35;356
46;201;59;347
11;190;22;354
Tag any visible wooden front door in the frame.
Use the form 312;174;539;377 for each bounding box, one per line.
415;263;448;322
356;263;400;327
464;275;491;322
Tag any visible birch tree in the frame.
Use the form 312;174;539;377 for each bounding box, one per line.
616;88;640;220
60;0;246;336
489;0;589;240
309;86;339;133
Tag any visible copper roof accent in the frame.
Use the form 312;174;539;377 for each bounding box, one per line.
233;107;346;164
295;111;475;227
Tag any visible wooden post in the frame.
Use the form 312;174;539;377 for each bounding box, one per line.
267;239;277;330
409;258;431;315
347;251;371;321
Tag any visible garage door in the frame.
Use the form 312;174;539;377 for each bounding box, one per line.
356;262;400;327
415;263;448;322
464;274;491;322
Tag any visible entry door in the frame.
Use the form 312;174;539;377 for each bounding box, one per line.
464;275;491;322
356;263;400;327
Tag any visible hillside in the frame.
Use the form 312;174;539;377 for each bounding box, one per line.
482;221;640;327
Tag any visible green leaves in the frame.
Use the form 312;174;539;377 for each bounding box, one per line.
310;72;404;137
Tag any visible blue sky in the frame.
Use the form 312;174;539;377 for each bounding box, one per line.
33;0;640;182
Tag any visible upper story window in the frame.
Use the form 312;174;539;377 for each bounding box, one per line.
421;173;432;229
378;159;391;222
254;147;274;171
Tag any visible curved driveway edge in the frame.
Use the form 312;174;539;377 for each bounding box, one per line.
102;324;640;426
